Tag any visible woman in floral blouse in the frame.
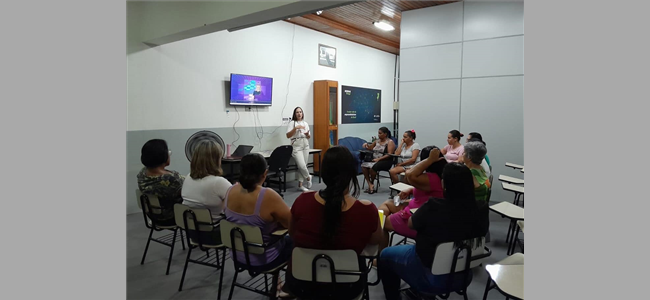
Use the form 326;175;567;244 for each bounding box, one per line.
137;139;184;225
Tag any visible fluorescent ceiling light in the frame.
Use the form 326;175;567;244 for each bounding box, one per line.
316;10;323;15
373;21;394;31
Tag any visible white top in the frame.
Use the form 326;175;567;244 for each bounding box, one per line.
505;162;524;169
502;182;525;194
286;120;310;140
485;265;524;300
398;142;421;164
499;175;524;184
489;201;524;220
389;182;414;192
181;175;232;220
481;158;491;177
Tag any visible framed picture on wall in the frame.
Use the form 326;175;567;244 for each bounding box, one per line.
318;44;336;68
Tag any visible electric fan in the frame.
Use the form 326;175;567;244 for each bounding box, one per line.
184;130;226;162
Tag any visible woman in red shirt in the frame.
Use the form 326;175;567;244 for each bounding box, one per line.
287;146;383;299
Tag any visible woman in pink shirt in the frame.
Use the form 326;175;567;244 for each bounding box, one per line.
441;129;464;162
377;146;447;254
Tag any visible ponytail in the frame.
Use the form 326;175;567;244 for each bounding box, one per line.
318;146;360;241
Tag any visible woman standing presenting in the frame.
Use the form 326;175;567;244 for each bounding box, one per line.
286;107;312;192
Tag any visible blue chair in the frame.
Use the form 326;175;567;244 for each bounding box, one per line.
338;136;367;174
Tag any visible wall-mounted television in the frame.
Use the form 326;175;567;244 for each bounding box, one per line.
229;73;273;106
341;85;381;124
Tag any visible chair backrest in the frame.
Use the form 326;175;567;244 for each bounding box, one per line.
291;247;362;283
219;219;265;255
268;145;293;173
488;174;494;188
135;189;163;217
174;204;222;247
431;237;490;275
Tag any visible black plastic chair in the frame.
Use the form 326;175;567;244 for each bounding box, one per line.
265;145;293;197
135;190;185;275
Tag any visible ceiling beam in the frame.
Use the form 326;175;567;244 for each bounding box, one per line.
300;13;400;49
143;1;359;47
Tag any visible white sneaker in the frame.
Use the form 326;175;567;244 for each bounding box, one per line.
298;186;309;192
304;176;312;189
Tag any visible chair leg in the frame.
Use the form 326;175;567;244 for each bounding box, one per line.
269;271;279;300
506;220;514;243
482;277;493;300
166;228;178;275
180;229;186;250
227;272;239;300
140;227;154;265
264;274;269;294
178;246;193;291
217;249;226;300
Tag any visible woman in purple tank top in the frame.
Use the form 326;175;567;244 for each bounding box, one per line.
224;153;293;271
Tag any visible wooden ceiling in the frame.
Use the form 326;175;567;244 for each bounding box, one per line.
285;1;457;55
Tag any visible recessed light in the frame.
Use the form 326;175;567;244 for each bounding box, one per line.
373;21;394;31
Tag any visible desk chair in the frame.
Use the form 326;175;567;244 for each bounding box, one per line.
489;202;524;255
402;238;492;300
289;247;367;300
482;253;524;300
135;190;185;275
264;145;293;197
220;220;288;300
173;204;229;296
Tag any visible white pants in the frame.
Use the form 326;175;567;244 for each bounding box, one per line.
291;138;311;182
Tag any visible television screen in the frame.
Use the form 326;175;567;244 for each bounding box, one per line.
229;74;273;106
341;85;381;124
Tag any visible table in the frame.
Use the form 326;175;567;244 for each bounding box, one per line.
483;265;524;300
222;148;322;184
520;168;524;173
499;175;524;185
502;182;524;206
489;202;524;255
505;162;524;170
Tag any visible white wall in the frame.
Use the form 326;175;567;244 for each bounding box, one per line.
128;21;396;136
399;1;524;202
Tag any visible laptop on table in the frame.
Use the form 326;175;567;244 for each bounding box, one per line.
226;145;253;159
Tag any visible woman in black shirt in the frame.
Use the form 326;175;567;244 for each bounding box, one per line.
378;163;489;299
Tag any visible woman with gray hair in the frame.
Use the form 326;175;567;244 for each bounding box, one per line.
461;141;491;203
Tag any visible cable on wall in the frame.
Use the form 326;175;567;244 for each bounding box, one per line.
232;106;241;147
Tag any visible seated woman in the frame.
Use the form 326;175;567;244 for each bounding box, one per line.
461;141;491;203
287;146;383;299
388;130;421;184
379;163;489;300
377;146;446;253
361;126;396;194
441;129;465;162
466;132;491;176
224;153;292;270
137;139;185;225
181;140;232;241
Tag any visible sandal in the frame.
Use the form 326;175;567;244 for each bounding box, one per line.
368;189;376;194
364;188;371;193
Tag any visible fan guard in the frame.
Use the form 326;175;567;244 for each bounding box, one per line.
185;130;226;162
